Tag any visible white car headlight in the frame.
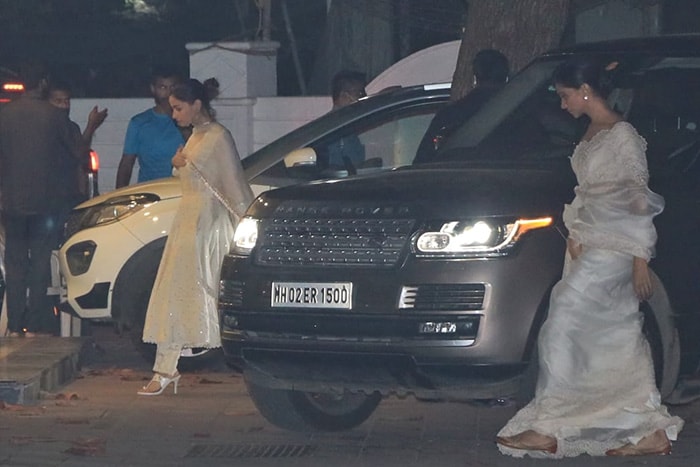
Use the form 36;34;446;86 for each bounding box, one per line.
70;194;160;234
415;217;552;257
232;217;259;255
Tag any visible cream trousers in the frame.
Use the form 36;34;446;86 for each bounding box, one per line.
153;343;181;376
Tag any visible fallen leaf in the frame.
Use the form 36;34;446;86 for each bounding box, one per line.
197;377;223;385
56;417;91;425
55;400;78;407
64;437;106;457
118;369;148;382
223;409;258;417
9;435;58;445
1;401;45;415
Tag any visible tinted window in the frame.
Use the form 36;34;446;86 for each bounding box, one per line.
254;100;446;188
427;60;580;163
432;56;700;188
312;107;439;170
626;66;700;187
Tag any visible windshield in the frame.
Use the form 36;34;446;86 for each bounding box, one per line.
416;54;700;166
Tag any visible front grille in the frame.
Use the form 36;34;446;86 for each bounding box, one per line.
255;217;415;267
399;284;487;311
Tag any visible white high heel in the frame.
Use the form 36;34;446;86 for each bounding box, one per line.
137;373;181;396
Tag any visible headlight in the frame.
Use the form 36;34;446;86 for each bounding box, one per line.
415;217;552;257
232;217;259;255
65;193;160;238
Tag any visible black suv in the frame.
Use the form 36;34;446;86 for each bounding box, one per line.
219;35;700;432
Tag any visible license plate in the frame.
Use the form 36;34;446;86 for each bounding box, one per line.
271;282;353;309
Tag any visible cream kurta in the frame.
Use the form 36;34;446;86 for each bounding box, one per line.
142;122;253;348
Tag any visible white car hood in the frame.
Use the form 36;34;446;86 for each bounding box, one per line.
76;177;182;209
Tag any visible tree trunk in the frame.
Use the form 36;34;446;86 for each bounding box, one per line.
451;0;571;101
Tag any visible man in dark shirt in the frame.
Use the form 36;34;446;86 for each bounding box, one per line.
414;49;510;163
0;60;80;336
47;79;107;204
323;70;367;171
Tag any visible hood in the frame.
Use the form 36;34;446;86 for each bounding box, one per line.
252;161;576;220
75;177;182;209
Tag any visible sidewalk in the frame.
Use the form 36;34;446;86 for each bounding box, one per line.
0;335;85;404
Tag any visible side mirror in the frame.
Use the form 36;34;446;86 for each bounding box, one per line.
284;147;317;168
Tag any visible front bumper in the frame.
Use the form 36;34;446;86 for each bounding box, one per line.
219;227;565;398
57;221;146;320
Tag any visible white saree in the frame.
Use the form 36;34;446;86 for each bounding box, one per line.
142;122;253;349
497;122;683;458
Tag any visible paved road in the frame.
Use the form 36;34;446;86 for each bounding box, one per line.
1;323;699;466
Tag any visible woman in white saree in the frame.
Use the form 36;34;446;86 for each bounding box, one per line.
496;58;683;457
138;78;253;396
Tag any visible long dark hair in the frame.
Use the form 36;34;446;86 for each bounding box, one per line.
171;78;220;117
552;57;615;99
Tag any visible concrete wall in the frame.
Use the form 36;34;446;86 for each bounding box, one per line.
68;40;334;194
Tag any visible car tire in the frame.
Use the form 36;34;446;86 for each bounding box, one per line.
515;343;539;409
642;271;681;400
112;238;221;371
244;370;381;432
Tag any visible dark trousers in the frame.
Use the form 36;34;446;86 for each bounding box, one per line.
1;211;60;333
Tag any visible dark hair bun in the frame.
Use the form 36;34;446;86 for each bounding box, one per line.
203;78;220;101
552;56;616;99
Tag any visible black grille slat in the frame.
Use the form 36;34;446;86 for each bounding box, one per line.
219;280;244;307
401;284;486;311
256;217;414;267
235;314;480;340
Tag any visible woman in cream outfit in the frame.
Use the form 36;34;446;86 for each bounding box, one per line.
139;78;253;395
496;57;683;457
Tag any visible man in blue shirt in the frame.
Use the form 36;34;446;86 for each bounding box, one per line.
115;67;186;188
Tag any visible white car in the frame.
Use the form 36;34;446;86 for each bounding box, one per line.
57;83;451;366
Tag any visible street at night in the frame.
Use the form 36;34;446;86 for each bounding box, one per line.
4;2;700;466
1;324;699;466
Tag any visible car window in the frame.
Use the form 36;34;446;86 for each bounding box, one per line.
626;65;700;189
433;56;700;185
252;99;446;189
311;104;445;171
433;62;583;164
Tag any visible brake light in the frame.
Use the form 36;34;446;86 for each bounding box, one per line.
2;82;24;92
89;149;100;172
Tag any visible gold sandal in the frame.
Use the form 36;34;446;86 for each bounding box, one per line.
496;430;557;454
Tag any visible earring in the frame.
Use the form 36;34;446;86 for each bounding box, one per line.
584;95;589;100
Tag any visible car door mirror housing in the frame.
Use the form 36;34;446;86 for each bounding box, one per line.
284;147;317;168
